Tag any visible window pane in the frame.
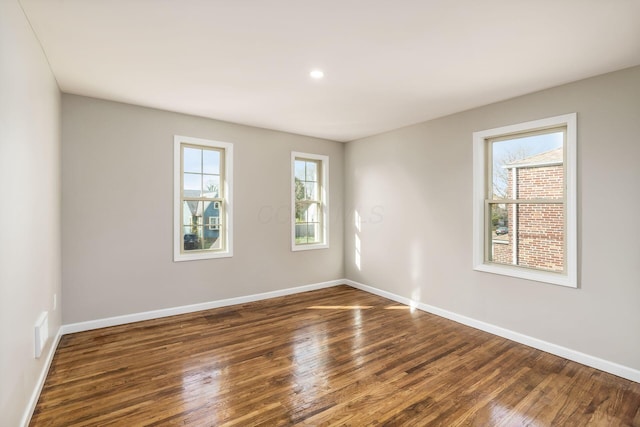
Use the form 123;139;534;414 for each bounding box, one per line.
182;200;222;252
307;202;319;223
294;179;305;202
203;200;219;223
204;233;222;250
184;148;201;173
489;203;564;272
183;226;202;251
183;173;202;197
295;223;308;244
517;164;564;200
295;202;306;223
183;201;200;226
294;160;306;181
295;202;321;224
304;182;317;200
203;175;220;198
203;149;220;174
491;130;564;200
294;222;320;244
307;223;320;243
202;200;221;250
305;161;318;181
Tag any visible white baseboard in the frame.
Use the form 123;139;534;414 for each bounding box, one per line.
345;279;640;384
21;326;63;427
62;279;343;335
25;277;638;426
57;277;640;383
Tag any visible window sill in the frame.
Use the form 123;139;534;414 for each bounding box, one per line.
474;262;577;288
174;250;233;262
291;243;329;252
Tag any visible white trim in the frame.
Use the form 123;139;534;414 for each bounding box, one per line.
505;161;563;169
62;279;343;334
28;279;639;423
472;132;486;270
173;135;234;262
345;279;640;383
21;327;63;427
291;151;329;251
511;167;518;265
472;113;578;288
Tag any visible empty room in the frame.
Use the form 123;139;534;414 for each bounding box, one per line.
2;0;640;425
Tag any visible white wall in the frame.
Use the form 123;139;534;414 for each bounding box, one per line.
0;1;62;425
345;66;640;371
61;95;344;324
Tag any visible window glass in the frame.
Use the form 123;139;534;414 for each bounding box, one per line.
292;153;329;251
175;136;233;261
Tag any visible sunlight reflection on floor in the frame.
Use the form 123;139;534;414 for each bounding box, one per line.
292;322;329;405
307;305;373;309
489;401;544;427
180;364;221;424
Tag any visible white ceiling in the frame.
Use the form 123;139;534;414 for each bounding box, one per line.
19;0;640;142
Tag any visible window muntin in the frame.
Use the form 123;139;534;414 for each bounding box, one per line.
174;136;233;261
291;152;329;251
473;114;577;287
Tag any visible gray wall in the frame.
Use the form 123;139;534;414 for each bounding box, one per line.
345;66;640;370
62;95;344;324
0;1;62;425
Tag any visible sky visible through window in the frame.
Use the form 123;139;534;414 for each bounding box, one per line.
492;132;562;163
183;147;221;197
492;131;563;198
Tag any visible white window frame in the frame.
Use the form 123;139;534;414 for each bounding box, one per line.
472;113;577;288
174;135;233;261
291;151;329;251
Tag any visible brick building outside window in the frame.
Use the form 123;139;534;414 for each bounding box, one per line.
492;148;564;272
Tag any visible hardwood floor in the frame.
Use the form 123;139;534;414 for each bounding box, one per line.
31;285;640;426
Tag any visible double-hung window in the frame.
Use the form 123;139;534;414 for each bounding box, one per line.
473;113;577;287
174;135;233;261
291;152;329;251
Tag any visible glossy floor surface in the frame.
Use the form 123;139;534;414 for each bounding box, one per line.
32;286;640;426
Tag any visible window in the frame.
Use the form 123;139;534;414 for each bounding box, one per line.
473;113;577;287
291;152;329;251
174;135;233;261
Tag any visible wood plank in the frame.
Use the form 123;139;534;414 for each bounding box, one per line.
30;285;640;426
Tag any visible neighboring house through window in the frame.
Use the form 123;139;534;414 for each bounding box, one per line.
291;152;329;251
174;135;233;261
473;114;577;287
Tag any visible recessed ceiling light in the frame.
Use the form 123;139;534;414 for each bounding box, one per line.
310;70;324;79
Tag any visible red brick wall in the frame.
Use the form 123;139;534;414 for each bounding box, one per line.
517;203;564;271
493;240;511;264
518;166;563;199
